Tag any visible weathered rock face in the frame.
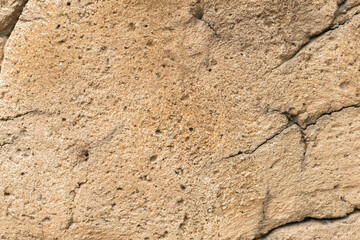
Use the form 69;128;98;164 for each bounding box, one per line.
0;0;28;66
0;0;360;239
262;210;360;240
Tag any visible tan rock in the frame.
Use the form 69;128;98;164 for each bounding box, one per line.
0;0;27;67
262;211;360;240
0;0;360;239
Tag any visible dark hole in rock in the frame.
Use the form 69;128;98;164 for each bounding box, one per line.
150;155;158;162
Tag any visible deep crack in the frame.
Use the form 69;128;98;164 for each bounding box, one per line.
221;105;360;238
301;105;360;129
224;105;360;161
255;208;360;239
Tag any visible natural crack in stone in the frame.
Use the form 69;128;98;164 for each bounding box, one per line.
0;0;28;71
258;209;360;239
0;110;44;121
1;0;360;239
223;105;360;162
274;1;360;70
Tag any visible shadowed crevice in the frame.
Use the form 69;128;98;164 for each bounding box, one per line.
0;0;29;72
224;105;360;161
276;0;360;68
254;208;360;239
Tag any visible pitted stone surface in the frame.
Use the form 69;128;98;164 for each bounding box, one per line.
0;0;360;239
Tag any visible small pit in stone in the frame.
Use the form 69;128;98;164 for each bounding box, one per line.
79;149;89;162
129;22;135;30
150;155;158;162
175;168;183;175
339;81;351;90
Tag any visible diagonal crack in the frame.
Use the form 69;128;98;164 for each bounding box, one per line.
255;208;360;239
221;105;360;238
0;110;45;121
276;0;360;69
0;0;29;72
201;18;218;36
223;105;360;161
300;105;360;129
224;124;291;160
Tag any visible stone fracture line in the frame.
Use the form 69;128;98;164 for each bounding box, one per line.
254;208;360;239
0;0;29;72
223;105;360;161
275;1;360;69
0;110;46;121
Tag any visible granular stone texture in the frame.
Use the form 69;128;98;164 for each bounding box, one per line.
262;210;360;240
0;0;360;239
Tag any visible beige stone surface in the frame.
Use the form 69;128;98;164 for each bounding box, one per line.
0;0;360;239
262;211;360;240
0;0;27;66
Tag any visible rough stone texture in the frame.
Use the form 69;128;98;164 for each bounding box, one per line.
0;0;28;66
0;0;360;239
262;211;360;240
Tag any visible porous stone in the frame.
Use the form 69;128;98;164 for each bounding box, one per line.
0;0;360;239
